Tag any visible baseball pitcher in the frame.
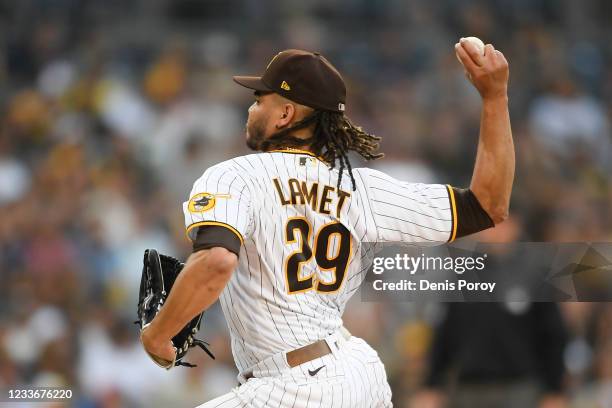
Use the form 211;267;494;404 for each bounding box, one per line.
140;40;513;407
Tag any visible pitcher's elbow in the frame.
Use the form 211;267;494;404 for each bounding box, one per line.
207;247;238;277
190;247;238;282
490;207;509;225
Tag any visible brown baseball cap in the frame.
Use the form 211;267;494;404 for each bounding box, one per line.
233;49;346;113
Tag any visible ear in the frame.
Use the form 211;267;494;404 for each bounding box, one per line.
275;103;296;129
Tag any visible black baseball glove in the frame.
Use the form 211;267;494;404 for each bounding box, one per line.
136;248;214;369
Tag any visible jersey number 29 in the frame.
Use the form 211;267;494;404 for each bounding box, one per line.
284;217;352;294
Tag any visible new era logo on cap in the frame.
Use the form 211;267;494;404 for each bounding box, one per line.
233;49;347;113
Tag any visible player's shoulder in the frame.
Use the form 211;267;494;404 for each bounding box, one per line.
191;156;249;187
200;154;258;175
352;167;395;186
208;151;304;176
218;152;279;169
194;153;275;183
353;167;445;190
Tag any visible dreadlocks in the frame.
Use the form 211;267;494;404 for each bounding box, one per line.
260;111;384;190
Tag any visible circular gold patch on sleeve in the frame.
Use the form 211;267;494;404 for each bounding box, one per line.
188;193;216;213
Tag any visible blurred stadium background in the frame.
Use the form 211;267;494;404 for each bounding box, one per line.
1;0;611;407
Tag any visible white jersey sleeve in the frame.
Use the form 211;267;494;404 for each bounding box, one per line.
356;167;456;243
183;163;254;245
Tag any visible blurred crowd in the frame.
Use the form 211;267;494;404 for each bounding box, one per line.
1;0;611;407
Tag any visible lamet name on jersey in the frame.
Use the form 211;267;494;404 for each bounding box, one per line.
272;177;351;218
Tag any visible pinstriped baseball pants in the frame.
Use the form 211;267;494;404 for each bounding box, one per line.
196;334;393;408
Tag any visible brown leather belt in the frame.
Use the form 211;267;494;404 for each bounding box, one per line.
243;328;351;380
286;338;332;368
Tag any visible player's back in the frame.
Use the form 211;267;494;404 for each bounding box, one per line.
183;149;454;372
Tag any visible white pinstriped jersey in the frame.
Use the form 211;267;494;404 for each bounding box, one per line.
183;149;455;374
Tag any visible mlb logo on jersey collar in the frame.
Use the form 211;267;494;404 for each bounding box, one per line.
299;156;317;167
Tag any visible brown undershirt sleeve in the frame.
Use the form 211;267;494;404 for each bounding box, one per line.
447;186;495;240
192;225;242;256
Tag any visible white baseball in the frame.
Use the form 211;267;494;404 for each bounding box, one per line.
463;36;485;55
456;36;485;66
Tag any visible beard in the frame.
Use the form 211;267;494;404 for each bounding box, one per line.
245;117;267;151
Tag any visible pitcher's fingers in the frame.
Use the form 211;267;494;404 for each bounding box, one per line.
494;49;508;66
484;44;496;60
460;38;484;66
455;43;479;73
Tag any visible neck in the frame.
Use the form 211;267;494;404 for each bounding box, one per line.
285;126;314;149
262;128;316;154
259;110;321;153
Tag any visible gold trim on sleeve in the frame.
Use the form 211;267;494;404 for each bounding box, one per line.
186;221;244;245
446;185;458;242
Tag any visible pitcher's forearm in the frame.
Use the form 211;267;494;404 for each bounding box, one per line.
149;249;236;340
470;96;514;223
